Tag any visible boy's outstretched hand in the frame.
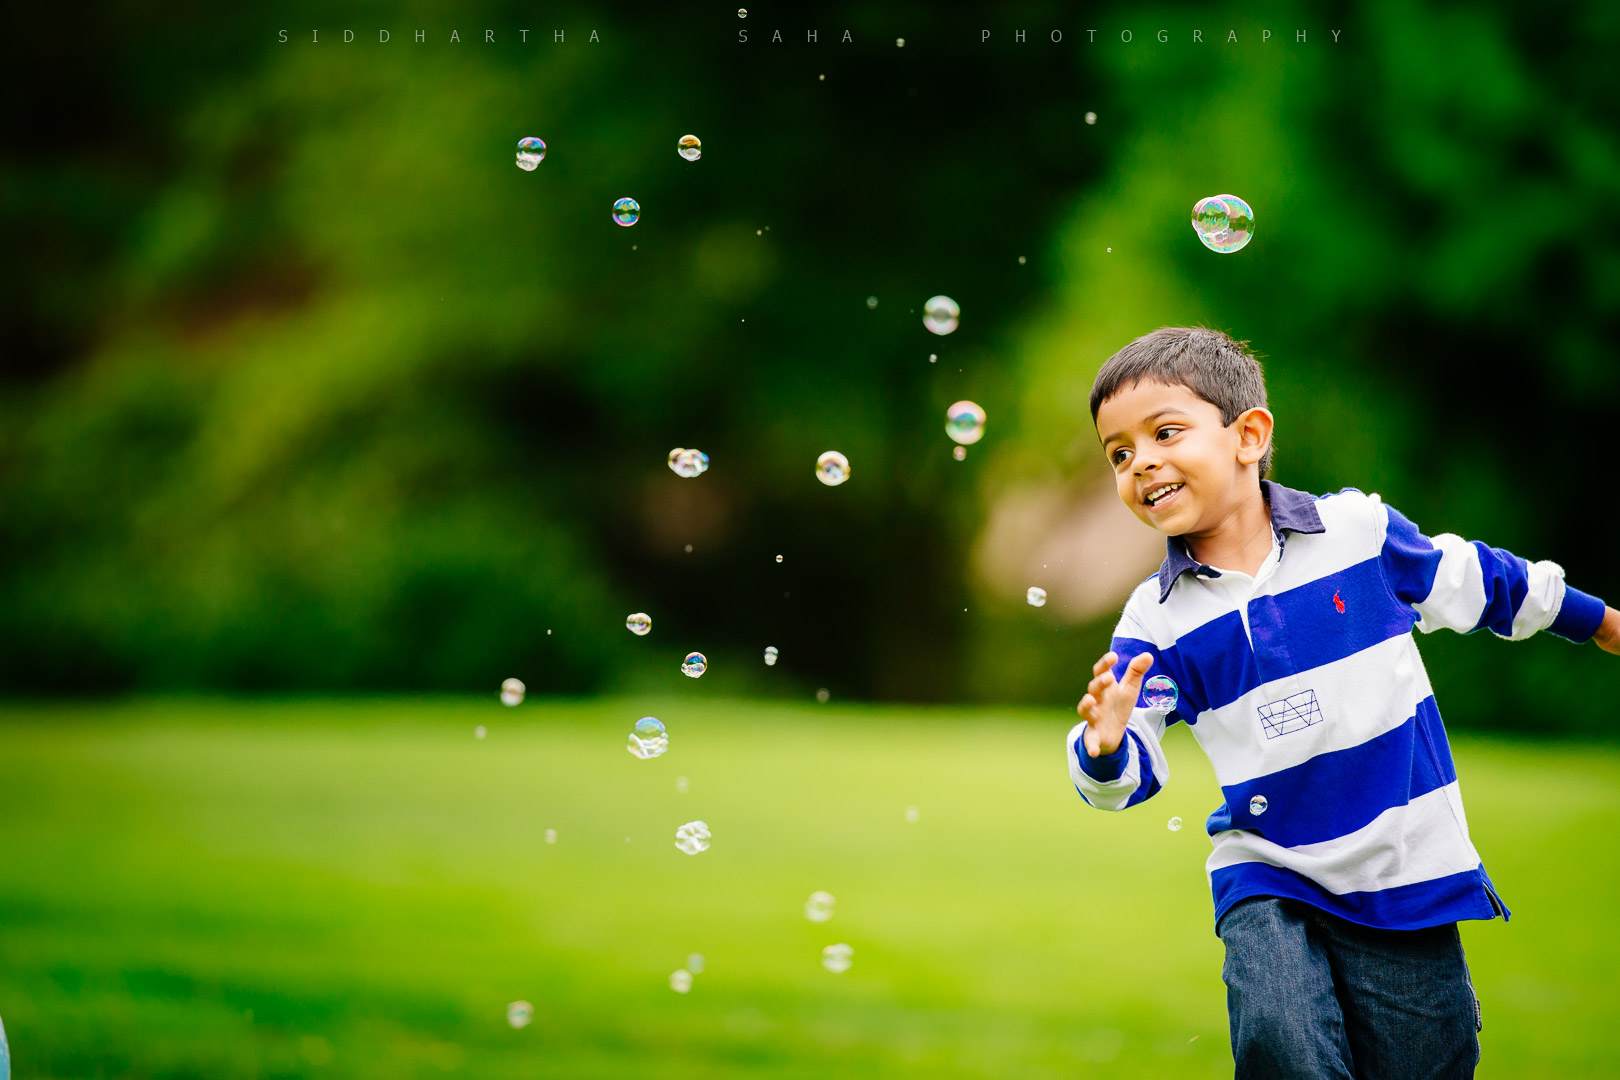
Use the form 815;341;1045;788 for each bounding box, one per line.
1596;606;1620;656
1076;651;1155;758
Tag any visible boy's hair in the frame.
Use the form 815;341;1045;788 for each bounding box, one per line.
1089;326;1274;480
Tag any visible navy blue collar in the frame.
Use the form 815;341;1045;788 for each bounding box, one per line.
1156;480;1326;604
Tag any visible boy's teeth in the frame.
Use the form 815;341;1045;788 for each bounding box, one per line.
1149;483;1183;504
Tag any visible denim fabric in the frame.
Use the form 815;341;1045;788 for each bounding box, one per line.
1218;897;1481;1079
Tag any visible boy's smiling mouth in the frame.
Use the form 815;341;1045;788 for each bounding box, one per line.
1144;481;1185;511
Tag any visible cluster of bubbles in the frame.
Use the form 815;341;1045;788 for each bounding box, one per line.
628;716;668;759
507;1001;533;1028
675;820;711;855
1191;194;1255;253
681;652;707;678
626;612;652;636
1249;795;1268;816
678;134;702;161
514;137;546;170
945;400;985;445
816;451;850;487
500;678;525;707
668;448;710;478
612;197;641;228
764;645;779;666
1026;586;1048;608
924;295;960;336
804;891;836;923
1144;675;1178;712
821;943;854;973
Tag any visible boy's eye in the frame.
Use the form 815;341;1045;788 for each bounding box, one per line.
1157;427;1180;440
1111;449;1128;465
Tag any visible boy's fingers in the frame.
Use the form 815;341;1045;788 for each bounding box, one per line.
1092;652;1116;677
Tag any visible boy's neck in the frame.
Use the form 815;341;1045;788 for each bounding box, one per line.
1182;487;1275;578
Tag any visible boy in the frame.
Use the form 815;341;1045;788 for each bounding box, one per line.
1068;327;1619;1079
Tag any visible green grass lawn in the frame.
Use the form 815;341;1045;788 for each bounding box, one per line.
1;697;1617;1078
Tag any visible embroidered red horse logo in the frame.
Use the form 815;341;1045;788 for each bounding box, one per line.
1333;590;1345;614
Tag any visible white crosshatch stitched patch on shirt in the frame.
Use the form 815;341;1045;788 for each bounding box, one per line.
1259;688;1325;739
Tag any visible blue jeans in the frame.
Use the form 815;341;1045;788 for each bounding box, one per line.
1218;897;1482;1079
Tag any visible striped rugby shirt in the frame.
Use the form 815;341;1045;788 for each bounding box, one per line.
1066;479;1609;932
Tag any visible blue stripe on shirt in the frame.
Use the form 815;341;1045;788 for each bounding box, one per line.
1122;729;1161;807
1205;697;1453;848
1468;540;1531;636
1212;861;1507;932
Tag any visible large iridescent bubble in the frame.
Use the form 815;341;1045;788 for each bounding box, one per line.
1191;194;1254;253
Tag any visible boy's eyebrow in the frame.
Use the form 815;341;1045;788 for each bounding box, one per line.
1101;408;1185;448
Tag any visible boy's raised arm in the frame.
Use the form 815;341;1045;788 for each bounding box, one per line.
1376;498;1609;644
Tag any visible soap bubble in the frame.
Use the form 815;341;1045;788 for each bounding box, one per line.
501;678;525;706
1026;586;1047;607
945;399;985;444
1191;193;1254;253
822;943;854;973
544;828;557;844
816;688;830;703
929;353;937;363
681;652;707;678
923;295;960;335
866;296;878;309
775;554;784;563
612;197;641;227
738;7;746;16
678;134;702;161
675;820;711;854
515;137;546;170
474;725;487;739
904;805;920;823
667;448;709;478
687;953;705;974
669;969;692;993
1018;255;1026;264
1085;112;1097;125
628;716;668;759
896;38;905;47
764;646;779;666
805;891;836;923
1249;794;1268;816
816;451;850;487
1167;816;1183;832
953;446;966;461
675;776;689;793
626;612;652;636
1144;675;1178;712
507;1001;533;1028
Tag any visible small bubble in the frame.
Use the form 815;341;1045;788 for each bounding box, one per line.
923;295;960;336
775;554;784;563
675;775;689;794
945;400;985;444
764;645;779;666
667;447;710;478
474;724;487;739
1189;1035;1200;1044
1192;193;1255;253
1249;794;1268;816
675;819;711;854
612;196;640;227
815;451;851;487
684;544;693;553
1167;816;1183;832
928;353;937;363
544;828;557;844
626;612;652;636
819;73;825;80
681;652;708;678
507;1000;534;1028
904;805;920;823
1106;247;1112;253
816;688;830;703
627;716;668;759
804;891;836;923
670;969;693;993
822;943;854;973
677;134;702;161
1026;586;1047;607
547;629;552;635
895;38;905;47
687;953;705;974
1018;255;1026;264
737;7;746;16
1085;111;1097;125
1144;675;1178;712
500;678;525;706
515;137;546;171
756;229;762;235
866;296;878;309
953;446;966;461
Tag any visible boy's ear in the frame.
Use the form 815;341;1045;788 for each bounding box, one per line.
1234;407;1274;467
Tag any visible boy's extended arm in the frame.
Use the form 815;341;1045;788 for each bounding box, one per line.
1378;499;1608;644
1067;626;1175;812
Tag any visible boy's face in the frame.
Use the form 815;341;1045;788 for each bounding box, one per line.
1095;379;1272;535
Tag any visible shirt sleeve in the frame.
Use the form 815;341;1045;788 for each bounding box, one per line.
1066;611;1175;811
1376;496;1607;643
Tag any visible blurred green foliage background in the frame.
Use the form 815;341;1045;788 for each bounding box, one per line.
4;1;1617;725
